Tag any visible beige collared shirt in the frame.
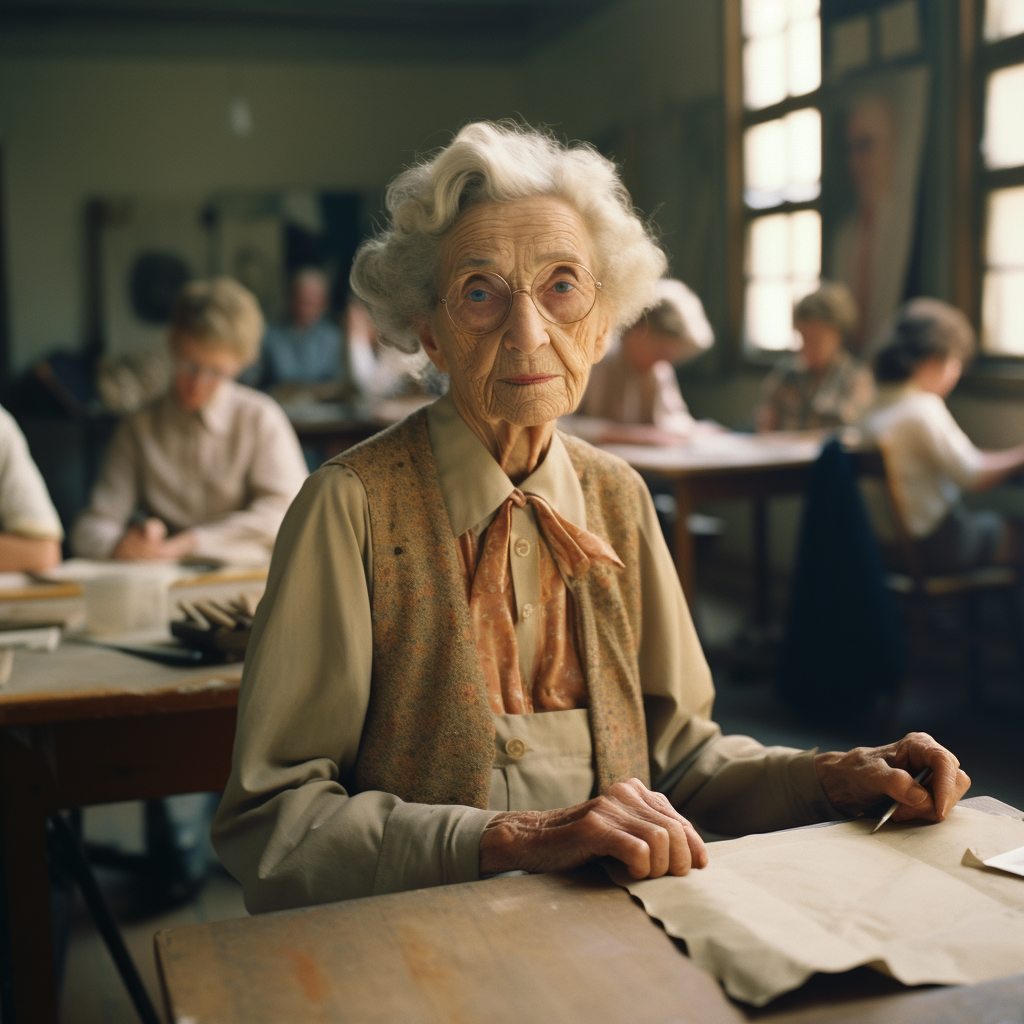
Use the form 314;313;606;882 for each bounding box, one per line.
213;393;835;914
71;381;308;562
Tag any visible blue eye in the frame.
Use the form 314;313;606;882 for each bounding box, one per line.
469;289;489;302
552;280;574;293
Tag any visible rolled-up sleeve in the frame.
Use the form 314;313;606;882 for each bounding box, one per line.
211;464;494;913
634;476;837;835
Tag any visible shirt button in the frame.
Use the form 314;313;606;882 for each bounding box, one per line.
521;603;533;619
505;737;526;760
514;538;530;557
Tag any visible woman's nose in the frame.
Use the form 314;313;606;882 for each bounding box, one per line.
502;291;550;354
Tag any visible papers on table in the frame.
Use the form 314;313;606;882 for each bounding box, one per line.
609;805;1024;1006
963;843;1024;878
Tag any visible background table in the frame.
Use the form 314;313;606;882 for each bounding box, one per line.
0;572;262;1024
156;796;1024;1024
601;431;822;619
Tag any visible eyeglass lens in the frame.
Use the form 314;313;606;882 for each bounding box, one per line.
443;262;598;335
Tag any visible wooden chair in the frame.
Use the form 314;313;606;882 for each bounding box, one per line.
851;443;1023;707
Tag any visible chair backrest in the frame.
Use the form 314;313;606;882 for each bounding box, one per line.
848;443;925;584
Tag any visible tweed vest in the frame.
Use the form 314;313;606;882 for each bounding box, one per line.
332;409;649;809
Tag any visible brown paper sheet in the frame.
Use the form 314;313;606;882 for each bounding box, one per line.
609;806;1024;1006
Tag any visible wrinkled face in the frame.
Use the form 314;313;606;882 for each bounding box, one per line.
291;277;329;329
795;318;843;374
419;196;610;429
171;334;244;412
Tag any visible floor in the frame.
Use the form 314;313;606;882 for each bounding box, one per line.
57;576;1024;1023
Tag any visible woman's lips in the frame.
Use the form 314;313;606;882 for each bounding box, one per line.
499;374;559;386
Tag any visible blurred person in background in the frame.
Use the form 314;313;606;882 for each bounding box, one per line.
861;298;1024;573
72;277;307;566
0;404;63;571
565;278;717;444
757;281;874;433
255;267;350;393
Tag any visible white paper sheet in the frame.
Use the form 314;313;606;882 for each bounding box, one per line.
609;806;1024;1006
963;843;1024;879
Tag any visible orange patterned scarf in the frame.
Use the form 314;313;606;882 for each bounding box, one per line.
455;488;624;715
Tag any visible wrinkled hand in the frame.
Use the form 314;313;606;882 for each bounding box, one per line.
814;732;970;823
113;518;197;561
479;777;707;880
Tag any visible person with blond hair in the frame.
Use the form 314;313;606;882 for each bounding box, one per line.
73;277;307;564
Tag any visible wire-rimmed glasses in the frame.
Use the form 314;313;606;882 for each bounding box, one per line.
439;262;601;336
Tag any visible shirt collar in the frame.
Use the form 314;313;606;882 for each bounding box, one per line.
425;391;587;537
197;379;237;434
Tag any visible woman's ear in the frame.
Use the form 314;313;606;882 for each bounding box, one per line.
416;320;449;373
590;309;612;365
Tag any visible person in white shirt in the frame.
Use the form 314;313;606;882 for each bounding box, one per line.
0;405;63;571
567;278;716;444
72;277;308;565
860;298;1024;572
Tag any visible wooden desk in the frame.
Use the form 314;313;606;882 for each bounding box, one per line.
0;644;244;1024
156;797;1024;1024
601;432;822;617
285;396;432;459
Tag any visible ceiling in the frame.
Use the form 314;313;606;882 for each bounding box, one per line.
0;0;621;60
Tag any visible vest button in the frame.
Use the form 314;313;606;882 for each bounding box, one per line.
521;603;533;619
514;538;531;557
504;737;526;760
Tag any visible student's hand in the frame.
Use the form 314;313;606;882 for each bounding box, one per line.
479;777;707;880
814;732;970;823
113;519;197;561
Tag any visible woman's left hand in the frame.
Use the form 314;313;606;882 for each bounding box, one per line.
814;731;970;822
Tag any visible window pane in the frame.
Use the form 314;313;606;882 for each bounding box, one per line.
985;0;1024;40
787;107;822;198
744;108;820;207
982;271;1024;354
743;1;820;109
788;17;821;96
745;210;821;350
984;64;1024;170
987;185;1024;268
744;0;787;38
745;34;787;109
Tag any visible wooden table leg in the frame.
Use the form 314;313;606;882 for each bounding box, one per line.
0;727;59;1024
752;498;770;626
674;480;697;608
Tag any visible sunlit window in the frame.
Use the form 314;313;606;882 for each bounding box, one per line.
743;0;821;110
985;0;1024;40
983;63;1024;170
744;108;821;208
745;210;821;350
982;186;1024;354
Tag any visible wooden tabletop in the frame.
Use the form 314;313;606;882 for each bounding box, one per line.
156;797;1024;1024
599;430;823;478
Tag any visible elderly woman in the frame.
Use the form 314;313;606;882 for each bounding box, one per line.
213;123;969;913
756;281;874;432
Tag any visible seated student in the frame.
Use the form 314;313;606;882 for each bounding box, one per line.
757;282;874;432
569;278;715;442
72;277;308;564
0;404;63;571
254;267;349;392
860;298;1024;573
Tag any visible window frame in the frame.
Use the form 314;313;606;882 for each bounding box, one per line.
724;0;823;364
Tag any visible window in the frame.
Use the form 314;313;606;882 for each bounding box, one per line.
980;1;1024;354
740;0;822;352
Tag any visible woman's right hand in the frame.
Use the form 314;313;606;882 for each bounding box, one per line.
478;777;707;880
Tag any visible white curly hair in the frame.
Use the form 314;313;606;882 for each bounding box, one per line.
350;121;668;353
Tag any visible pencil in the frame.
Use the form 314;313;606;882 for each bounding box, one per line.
871;766;933;834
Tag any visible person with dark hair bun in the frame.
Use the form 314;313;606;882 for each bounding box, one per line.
860;298;1024;572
